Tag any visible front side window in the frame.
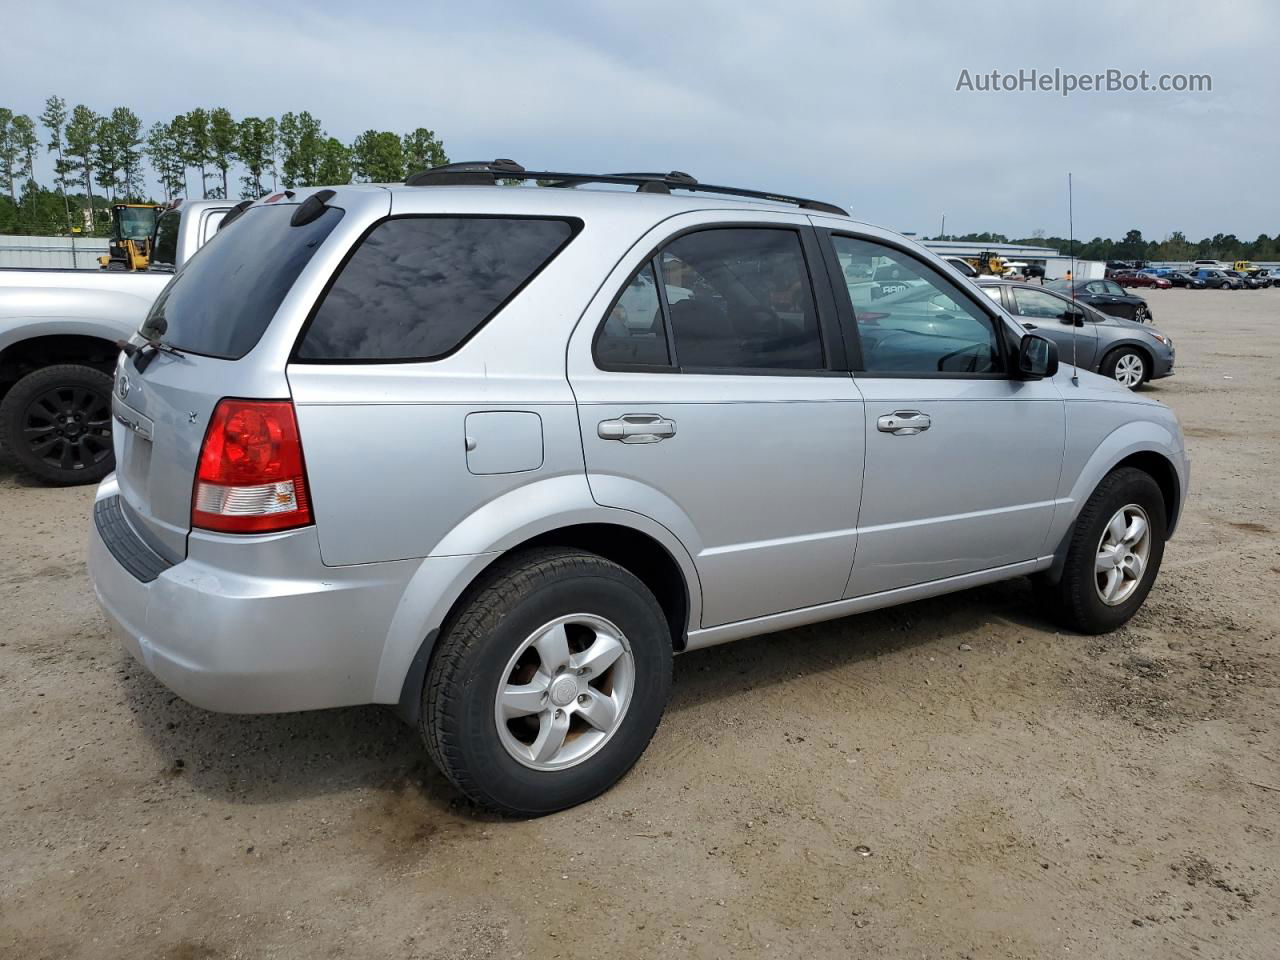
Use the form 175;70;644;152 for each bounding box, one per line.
298;216;577;362
1103;281;1126;296
832;235;1004;375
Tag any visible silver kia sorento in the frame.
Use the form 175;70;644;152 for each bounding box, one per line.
89;162;1190;815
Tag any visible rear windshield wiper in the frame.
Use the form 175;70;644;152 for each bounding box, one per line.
117;337;186;372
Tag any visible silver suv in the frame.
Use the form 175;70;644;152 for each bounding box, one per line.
89;163;1190;815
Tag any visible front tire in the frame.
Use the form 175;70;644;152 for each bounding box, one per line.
1102;348;1148;390
1042;467;1166;634
422;548;673;816
0;364;115;485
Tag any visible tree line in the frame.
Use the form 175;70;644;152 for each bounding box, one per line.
0;96;449;235
932;228;1280;264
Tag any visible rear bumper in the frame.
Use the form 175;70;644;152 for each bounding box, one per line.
88;476;420;714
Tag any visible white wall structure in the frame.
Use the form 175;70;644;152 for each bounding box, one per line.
0;235;109;270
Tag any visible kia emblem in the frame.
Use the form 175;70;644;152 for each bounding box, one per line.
116;375;130;400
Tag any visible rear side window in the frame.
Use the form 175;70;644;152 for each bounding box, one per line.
140;205;344;359
661;229;824;371
296;216;578;362
595;263;670;367
594;227;826;373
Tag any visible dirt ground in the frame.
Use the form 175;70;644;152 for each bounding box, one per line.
1;287;1277;960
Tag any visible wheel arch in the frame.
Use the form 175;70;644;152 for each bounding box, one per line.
380;498;702;722
1043;427;1185;583
0;332;122;391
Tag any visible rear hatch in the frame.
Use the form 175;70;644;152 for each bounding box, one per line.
112;202;346;561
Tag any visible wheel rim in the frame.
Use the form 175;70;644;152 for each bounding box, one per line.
1135;306;1148;323
494;613;636;771
1113;353;1145;388
1095;503;1152;606
22;384;113;473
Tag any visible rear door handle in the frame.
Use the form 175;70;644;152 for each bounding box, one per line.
877;410;931;436
598;414;676;443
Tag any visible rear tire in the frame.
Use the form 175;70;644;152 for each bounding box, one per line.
421;547;673;816
0;364;115;486
1041;467;1166;634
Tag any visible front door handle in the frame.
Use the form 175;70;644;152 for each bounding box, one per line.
877;410;931;436
598;414;677;443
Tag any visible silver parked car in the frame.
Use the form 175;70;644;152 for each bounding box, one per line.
977;280;1175;389
89;164;1190;815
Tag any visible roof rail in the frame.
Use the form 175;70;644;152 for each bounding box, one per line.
403;160;848;216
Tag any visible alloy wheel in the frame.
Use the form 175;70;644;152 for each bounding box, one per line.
22;384;113;474
1094;504;1152;606
494;613;636;771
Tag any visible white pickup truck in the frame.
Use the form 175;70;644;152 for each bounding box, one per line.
0;199;232;484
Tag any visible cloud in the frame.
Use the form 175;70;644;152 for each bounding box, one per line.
4;0;1277;240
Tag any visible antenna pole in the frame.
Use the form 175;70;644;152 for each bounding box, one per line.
1068;172;1079;386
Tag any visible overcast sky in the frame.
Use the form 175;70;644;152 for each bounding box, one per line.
6;0;1277;240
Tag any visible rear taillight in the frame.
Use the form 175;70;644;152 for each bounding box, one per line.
192;399;312;534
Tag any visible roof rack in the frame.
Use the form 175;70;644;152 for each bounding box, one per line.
404;159;848;216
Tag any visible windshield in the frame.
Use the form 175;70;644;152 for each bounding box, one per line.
140;204;345;359
118;206;157;241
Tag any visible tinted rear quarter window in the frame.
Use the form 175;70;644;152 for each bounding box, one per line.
140;205;345;359
296;216;578;362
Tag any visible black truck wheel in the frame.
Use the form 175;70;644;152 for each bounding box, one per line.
0;365;115;485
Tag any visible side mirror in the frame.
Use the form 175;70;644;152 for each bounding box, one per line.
1017;333;1058;380
1061;308;1086;326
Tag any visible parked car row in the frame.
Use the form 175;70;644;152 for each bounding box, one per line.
1104;258;1280;290
1185;268;1271;289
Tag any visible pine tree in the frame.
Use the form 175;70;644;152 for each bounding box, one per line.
39;95;72;230
316;137;352;185
184;108;212;198
403;127;448;174
0;109;17;203
11;115;38;218
277;111;324;187
110;107;144;201
236;116;274;198
351;130;405;182
63;105;99;230
208;107;237;199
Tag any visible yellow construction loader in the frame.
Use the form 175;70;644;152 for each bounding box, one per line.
97;203;162;271
963;250;1010;277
